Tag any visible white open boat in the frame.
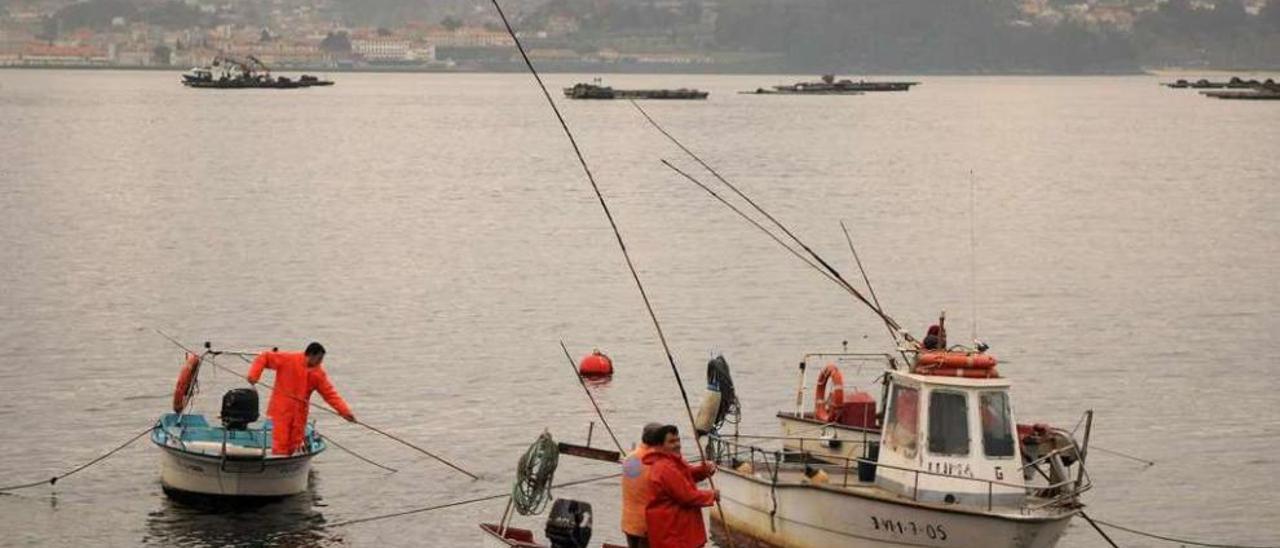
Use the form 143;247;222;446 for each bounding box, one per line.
151;352;327;500
708;346;1091;548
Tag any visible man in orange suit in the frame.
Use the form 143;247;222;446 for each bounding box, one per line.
248;342;355;455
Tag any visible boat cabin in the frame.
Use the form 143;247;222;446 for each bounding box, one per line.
875;369;1026;508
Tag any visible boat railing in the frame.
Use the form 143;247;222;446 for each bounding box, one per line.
709;434;1088;513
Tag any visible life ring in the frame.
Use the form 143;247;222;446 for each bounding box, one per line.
916;351;997;370
814;363;845;423
172;353;200;413
927;367;1000;379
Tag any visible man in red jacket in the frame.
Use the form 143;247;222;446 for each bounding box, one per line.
642;424;718;548
248;342;355;455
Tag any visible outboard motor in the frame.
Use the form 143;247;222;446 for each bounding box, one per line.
221;388;259;430
544;499;592;548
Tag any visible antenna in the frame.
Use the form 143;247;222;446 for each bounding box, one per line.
969;169;979;344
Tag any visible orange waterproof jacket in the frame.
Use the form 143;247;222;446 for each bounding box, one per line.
247;351;352;421
643;451;716;548
621;444;657;536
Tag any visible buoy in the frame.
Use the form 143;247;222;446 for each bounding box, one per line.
693;387;722;435
578;349;613;377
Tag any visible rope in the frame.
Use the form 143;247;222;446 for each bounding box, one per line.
512;431;559;516
319;434;398;474
0;426;152;493
1089;515;1280;548
485;2;736;544
706;356;738;433
559;341;625;454
153;329;479;480
266;471;623;539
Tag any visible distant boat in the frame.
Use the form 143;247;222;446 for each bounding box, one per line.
181;54;333;89
741;74;919;95
1163;76;1274;89
1201;85;1280;100
562;81;708;100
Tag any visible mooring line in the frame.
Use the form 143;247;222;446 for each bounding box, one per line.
319;433;398;474
485;3;734;544
559;341;625;455
262;471;624;541
1090;445;1156;467
153;329;479;480
0;426;152;494
1087;513;1279;548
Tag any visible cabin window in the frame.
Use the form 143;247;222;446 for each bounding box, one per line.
928;390;970;456
884;384;919;458
980;391;1015;458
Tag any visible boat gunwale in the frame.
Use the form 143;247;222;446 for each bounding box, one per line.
713;463;1079;523
150;421;326;464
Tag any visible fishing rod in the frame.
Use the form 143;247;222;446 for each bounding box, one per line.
632;101;912;344
559;341;625;455
840;220;904;356
485;1;736;543
152;329;478;480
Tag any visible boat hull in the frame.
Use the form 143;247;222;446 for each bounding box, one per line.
711;468;1075;548
157;444;314;497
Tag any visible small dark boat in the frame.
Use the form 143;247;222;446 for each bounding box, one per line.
740;74;918;95
1164;77;1275;89
181;55;333;89
562;82;708;100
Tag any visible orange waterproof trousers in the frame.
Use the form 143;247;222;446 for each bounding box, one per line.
248;351;352;455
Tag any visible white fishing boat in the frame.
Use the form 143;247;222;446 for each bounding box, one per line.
707;344;1091;548
150;352;327;500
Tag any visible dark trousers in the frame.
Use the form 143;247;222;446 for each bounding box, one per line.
626;534;649;548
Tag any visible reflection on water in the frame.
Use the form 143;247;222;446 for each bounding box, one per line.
143;472;342;547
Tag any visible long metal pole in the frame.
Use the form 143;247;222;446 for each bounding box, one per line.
484;3;735;543
559;341;625;454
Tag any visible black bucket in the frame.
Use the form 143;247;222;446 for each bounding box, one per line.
857;442;880;482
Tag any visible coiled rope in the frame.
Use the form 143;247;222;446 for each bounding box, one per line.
512;431;559;516
0;426;152;494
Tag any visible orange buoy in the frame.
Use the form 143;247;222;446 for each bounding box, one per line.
916;351;997;369
578;349;614;377
814;363;845;422
172;353;201;413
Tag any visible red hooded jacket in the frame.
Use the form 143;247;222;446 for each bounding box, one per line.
643;451;716;548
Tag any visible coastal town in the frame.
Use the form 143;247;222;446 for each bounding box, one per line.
0;0;1276;72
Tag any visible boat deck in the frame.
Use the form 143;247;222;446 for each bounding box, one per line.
152;413;324;458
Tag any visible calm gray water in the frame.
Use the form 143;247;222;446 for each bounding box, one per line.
0;70;1277;547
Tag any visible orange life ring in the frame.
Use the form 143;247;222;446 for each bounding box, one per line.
916;351;997;370
927;367;1000;379
814;363;845;422
172;353;200;413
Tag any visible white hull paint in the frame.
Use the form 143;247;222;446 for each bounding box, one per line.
712;467;1075;548
158;445;313;497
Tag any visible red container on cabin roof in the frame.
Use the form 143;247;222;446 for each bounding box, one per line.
839;391;877;428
